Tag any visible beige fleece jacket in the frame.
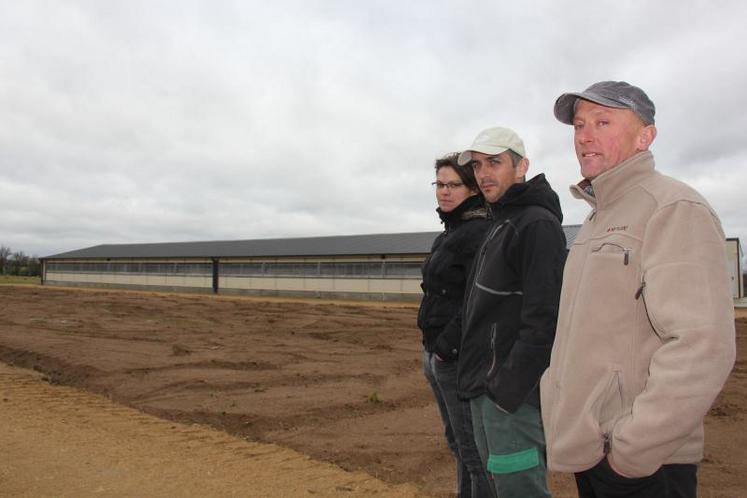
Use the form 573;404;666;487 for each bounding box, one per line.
540;151;736;478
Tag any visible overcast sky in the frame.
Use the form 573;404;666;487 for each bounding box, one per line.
1;0;745;259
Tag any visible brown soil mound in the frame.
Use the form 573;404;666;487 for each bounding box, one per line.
0;362;426;497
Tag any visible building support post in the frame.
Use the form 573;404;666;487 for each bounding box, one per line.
211;258;219;294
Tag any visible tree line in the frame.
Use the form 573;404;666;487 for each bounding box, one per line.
0;245;41;276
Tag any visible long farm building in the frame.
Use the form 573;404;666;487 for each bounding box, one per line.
41;227;743;301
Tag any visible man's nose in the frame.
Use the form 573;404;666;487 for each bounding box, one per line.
576;127;592;144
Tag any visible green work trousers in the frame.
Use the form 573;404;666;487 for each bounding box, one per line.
470;395;550;498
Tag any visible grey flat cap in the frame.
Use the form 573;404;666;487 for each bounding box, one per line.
554;81;655;125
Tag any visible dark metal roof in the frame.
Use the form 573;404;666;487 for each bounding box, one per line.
43;226;581;260
562;224;581;247
43;232;442;260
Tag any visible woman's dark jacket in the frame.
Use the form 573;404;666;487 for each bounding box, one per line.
417;195;490;353
440;174;566;413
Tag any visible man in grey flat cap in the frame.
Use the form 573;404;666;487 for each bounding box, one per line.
540;81;736;497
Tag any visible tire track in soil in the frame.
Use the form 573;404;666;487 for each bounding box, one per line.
0;363;430;498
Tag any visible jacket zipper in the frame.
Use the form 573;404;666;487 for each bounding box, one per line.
486;324;498;376
466;221;507;308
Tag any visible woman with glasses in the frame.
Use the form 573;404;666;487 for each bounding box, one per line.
418;153;493;498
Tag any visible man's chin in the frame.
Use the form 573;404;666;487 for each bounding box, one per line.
580;164;601;180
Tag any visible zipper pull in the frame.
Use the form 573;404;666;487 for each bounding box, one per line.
635;280;646;300
603;433;611;454
623;250;629;266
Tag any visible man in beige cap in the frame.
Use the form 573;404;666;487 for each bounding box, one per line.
541;81;736;498
434;126;566;497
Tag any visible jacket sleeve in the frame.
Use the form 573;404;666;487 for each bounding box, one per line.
610;200;736;477
485;218;566;412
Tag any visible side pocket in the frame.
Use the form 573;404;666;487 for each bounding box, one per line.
636;272;664;342
638;263;713;337
592;370;624;449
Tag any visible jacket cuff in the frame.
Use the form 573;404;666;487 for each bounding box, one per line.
433;335;459;361
485;374;523;414
608;445;659;479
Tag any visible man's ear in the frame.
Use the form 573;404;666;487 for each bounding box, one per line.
637;125;657;151
515;157;530;180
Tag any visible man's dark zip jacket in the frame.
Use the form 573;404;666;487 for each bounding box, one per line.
436;174;566;413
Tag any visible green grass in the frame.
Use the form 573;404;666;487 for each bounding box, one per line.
0;275;41;285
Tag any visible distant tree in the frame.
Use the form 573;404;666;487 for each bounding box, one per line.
9;252;40;276
9;251;27;276
28;256;41;277
0;245;10;274
0;247;41;277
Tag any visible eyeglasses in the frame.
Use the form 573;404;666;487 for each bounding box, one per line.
431;181;465;190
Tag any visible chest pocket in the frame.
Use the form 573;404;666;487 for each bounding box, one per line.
591;241;631;266
579;233;640;337
588;233;638;280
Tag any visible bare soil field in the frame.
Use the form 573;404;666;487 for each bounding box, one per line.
0;362;424;498
0;285;745;497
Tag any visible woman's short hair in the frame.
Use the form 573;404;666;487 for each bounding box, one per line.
435;152;479;192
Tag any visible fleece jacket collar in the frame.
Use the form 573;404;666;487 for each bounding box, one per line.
570;151;656;209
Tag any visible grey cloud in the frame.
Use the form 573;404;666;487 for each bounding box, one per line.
1;1;746;258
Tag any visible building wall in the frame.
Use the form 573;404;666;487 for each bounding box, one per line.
219;276;421;300
726;239;744;299
43;255;424;301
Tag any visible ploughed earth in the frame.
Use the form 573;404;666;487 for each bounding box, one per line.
0;285;744;497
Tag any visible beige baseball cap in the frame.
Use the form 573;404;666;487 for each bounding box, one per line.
457;127;526;166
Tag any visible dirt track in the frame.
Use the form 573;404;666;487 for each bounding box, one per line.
0;285;744;497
